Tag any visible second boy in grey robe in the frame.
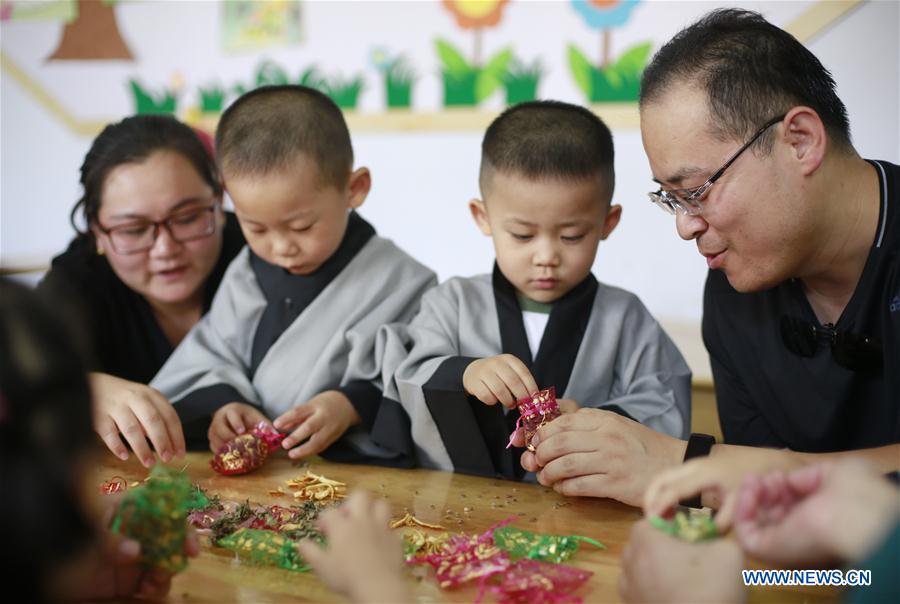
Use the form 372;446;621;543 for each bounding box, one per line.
376;265;691;479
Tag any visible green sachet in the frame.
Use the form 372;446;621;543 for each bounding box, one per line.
111;465;194;572
650;511;718;542
217;528;310;572
493;526;605;564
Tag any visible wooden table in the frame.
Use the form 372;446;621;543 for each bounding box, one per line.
94;452;840;603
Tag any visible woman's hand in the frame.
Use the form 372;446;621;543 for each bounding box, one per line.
89;372;185;467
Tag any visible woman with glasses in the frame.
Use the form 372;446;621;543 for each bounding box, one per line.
39;114;245;467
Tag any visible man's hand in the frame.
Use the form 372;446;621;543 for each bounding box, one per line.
520;408;687;507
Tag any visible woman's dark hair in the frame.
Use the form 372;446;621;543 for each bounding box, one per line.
70;114;222;241
0;278;96;600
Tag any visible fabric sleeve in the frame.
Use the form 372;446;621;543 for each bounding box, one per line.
150;258;263;426
378;285;469;471
325;260;437;464
379;283;517;476
600;296;693;440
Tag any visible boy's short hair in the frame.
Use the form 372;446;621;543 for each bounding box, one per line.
216;85;353;189
640;9;851;152
480;100;615;200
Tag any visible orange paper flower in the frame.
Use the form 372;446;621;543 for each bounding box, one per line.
442;0;510;29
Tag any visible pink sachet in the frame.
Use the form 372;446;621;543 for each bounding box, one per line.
507;387;560;451
491;558;593;603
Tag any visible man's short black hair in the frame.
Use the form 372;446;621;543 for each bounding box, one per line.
480;100;615;200
640;8;851;150
216;84;353;188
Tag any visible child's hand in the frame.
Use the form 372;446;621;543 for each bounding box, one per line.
273;391;361;460
298;490;410;603
558;398;580;414
208;402;269;452
54;494;200;601
733;459;899;565
463;354;539;408
619;520;745;604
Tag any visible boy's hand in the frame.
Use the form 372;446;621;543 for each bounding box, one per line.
733;459;900;565
463;354;539;408
208;402;269;452
273;391;361;460
53;493;200;602
557;398;580;414
298;490;410;603
619;520;746;604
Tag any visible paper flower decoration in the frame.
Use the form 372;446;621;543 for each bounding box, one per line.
571;0;640;30
442;0;510;29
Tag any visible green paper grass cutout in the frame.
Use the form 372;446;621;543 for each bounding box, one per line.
568;41;652;102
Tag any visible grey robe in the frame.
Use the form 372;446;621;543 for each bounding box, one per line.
377;266;691;478
151;230;436;462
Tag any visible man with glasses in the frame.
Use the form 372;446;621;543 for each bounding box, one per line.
518;9;899;516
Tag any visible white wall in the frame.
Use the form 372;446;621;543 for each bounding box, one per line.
2;0;898;380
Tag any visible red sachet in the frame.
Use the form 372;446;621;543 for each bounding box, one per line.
409;518;515;590
507;387;560;451
210;422;285;475
491;558;593;603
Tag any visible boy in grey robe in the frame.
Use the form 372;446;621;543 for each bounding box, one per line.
377;101;691;479
151;85;435;465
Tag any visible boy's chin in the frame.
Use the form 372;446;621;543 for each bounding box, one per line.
515;286;570;304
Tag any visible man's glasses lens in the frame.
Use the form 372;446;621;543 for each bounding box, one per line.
779;315;882;371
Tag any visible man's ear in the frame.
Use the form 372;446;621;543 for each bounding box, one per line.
600;204;622;240
781;107;827;177
347;167;372;209
468;199;492;236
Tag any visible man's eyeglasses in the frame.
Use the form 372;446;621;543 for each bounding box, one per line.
649;114;786;216
96;201;219;255
780;315;882;371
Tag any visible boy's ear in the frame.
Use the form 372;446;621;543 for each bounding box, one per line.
600;204;622;240
782;107;826;177
468;199;492;236
347;167;371;209
213;193;226;229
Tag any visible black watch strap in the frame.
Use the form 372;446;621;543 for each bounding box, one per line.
680;433;716;508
